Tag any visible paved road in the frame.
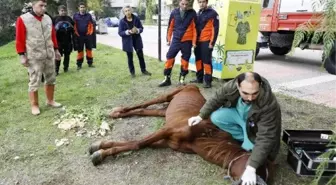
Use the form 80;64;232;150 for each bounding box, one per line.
97;26;336;108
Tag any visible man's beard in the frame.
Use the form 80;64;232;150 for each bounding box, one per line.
243;99;253;104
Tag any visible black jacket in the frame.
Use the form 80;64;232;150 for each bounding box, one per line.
54;15;75;52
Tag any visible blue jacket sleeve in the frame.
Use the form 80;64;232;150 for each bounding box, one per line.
118;21;128;37
211;13;219;46
136;17;144;34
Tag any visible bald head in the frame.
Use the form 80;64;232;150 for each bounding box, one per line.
236;72;262;104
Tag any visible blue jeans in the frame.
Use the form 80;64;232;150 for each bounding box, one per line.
210;107;254;151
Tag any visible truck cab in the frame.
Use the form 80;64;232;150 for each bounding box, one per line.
256;0;335;75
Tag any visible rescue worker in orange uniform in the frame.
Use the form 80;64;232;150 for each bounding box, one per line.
73;2;95;70
158;0;197;87
190;0;219;88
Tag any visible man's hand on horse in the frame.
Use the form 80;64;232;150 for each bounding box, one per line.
241;165;256;185
188;115;202;126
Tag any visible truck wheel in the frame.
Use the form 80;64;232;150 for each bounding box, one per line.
324;42;336;75
269;46;291;55
254;43;260;60
255;43;260;60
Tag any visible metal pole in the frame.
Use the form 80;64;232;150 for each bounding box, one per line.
158;0;162;62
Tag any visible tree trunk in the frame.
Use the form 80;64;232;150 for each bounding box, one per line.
145;0;153;24
67;0;77;17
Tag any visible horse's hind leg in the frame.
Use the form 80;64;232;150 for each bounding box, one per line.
89;124;167;154
110;108;166;119
90;128;171;165
109;86;186;118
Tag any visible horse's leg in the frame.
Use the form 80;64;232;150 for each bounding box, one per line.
168;141;195;154
149;139;168;148
89;131;168;155
90;127;171;165
110;108;167;118
109;86;186;118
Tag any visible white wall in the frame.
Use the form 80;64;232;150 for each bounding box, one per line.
110;0;140;8
279;0;323;13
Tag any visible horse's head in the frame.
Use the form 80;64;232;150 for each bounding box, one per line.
228;154;273;185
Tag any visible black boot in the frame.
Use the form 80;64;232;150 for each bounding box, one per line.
203;75;212;88
158;76;171;87
203;82;212;88
77;60;83;70
178;75;186;85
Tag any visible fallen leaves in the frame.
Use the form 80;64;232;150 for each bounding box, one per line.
55;138;70;147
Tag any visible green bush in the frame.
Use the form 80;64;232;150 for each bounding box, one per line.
0;26;15;47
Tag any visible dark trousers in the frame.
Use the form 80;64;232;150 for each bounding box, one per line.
126;49;146;74
55;48;71;73
194;41;213;84
76;35;93;66
164;40;192;76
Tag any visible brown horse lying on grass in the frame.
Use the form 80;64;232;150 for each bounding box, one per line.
89;85;274;184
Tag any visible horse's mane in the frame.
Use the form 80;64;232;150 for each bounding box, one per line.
193;124;247;168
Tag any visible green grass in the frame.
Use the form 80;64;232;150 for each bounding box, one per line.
0;41;335;185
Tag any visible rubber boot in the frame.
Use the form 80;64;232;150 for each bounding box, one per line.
29;91;40;115
158;76;171;87
203;75;212;88
45;85;62;108
178;74;186;85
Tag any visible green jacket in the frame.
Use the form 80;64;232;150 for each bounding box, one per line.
199;77;282;169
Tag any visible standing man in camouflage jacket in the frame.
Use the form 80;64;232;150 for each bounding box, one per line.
188;72;282;185
16;0;62;115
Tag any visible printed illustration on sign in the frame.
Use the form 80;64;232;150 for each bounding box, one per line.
228;6;255;45
225;50;253;71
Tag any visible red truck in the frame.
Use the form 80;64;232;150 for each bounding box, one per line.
256;0;335;75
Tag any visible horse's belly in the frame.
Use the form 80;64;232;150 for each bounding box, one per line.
165;91;205;125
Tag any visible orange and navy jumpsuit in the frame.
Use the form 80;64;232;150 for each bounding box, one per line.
73;12;94;67
164;8;197;77
194;8;219;84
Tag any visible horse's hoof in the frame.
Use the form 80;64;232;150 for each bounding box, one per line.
90;150;103;166
109;107;125;118
109;112;120;119
111;107;125;113
89;141;102;155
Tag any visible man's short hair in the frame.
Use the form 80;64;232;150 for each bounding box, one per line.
237;72;262;86
122;5;133;13
32;0;46;4
78;2;86;7
58;5;66;11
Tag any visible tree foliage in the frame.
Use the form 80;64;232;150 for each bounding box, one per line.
310;134;336;185
138;0;195;24
291;0;336;60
